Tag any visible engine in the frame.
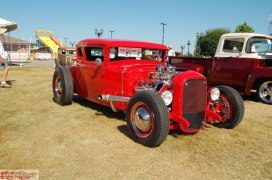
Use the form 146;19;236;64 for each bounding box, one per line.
134;65;180;107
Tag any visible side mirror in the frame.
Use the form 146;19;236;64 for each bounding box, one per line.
95;58;102;66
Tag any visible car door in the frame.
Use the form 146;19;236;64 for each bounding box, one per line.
211;57;252;88
82;46;106;103
210;37;252;89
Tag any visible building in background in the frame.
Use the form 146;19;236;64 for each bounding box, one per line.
0;35;35;61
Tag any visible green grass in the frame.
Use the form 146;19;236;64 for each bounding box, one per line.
0;66;271;180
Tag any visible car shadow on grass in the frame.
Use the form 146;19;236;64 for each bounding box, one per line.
241;92;259;103
72;95;126;121
71;95;218;141
72;95;132;140
117;125;131;139
168;123;215;138
116;125;202;141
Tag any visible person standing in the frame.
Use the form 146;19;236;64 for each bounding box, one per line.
0;39;11;88
167;45;175;63
168;46;175;56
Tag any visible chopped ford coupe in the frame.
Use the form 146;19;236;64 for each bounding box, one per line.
52;39;244;147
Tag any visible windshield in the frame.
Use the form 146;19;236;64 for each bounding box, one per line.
246;37;272;53
109;47;165;62
67;50;76;54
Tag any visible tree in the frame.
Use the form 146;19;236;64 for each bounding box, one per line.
234;21;254;33
185;52;193;57
194;27;230;57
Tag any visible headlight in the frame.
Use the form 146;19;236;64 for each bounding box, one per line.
209;87;220;101
161;90;173;106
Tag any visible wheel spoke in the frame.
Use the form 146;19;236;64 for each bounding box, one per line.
210;94;232;123
258;82;272;102
54;77;62;98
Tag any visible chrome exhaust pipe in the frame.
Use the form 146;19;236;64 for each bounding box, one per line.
98;94;130;113
98;94;130;102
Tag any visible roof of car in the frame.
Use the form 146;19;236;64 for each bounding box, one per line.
77;38;169;50
221;33;272;39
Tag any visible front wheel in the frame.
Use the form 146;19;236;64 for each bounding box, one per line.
126;91;170;147
209;86;244;129
256;80;272;104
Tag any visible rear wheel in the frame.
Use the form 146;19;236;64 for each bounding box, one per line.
126;91;169;147
256;80;272;104
209;86;244;129
52;66;74;105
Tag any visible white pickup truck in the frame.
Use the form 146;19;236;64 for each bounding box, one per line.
169;33;272;104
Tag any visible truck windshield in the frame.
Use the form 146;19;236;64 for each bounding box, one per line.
246;37;272;53
109;47;164;62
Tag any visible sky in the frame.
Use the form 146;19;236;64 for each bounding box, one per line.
1;0;272;53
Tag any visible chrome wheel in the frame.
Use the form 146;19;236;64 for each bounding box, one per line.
258;80;272;104
209;86;244;129
54;76;63;98
126;91;169;147
130;102;154;138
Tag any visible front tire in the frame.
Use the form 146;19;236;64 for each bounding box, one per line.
52;66;74;105
256;80;272;104
210;86;244;129
126;91;170;147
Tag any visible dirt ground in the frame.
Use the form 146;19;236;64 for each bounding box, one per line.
0;66;271;180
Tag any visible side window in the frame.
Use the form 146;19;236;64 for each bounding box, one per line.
77;47;83;60
110;47;117;59
222;38;244;53
85;47;104;61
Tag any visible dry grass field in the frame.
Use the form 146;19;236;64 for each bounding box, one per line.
0;66;271;180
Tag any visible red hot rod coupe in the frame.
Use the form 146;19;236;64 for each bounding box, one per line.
52;39;244;147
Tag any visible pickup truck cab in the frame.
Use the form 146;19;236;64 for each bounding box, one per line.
52;38;244;147
169;33;272;104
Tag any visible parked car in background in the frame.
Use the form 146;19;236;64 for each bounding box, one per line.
54;47;76;68
52;38;244;147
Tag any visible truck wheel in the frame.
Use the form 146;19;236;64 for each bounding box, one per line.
256;80;272;104
54;59;61;69
210;86;244;129
126;91;170;147
52;66;74;105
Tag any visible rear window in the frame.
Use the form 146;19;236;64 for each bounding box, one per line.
222;38;244;53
